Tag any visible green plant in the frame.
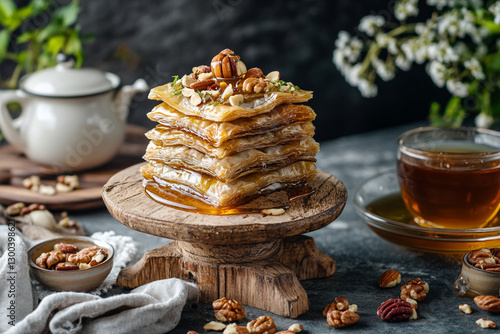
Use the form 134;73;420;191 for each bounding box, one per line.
0;0;89;89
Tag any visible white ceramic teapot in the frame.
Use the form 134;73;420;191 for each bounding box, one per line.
0;56;148;171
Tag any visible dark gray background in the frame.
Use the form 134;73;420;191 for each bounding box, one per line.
15;0;452;141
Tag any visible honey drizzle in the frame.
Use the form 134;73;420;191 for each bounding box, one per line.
143;178;314;215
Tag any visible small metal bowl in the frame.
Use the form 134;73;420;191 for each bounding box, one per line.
28;236;114;292
454;251;500;298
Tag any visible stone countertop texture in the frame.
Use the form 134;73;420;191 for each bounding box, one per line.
70;122;498;333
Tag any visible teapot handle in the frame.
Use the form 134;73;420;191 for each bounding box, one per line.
0;90;28;152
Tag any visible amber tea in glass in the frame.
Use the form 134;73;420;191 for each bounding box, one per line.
397;127;500;229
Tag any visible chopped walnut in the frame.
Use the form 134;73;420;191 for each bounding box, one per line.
203;321;227;331
246;316;276;334
326;310;360;328
459;304;472;314
35;243;108;271
67;246;108;266
476;318;497;329
54;243;79;254
35;250;65;269
223;323;250;334
22;175;40;191
213;297;247;322
287;323;303;332
400;278;429;302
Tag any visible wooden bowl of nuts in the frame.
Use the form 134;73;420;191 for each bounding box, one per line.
454;248;500;298
28;236;114;292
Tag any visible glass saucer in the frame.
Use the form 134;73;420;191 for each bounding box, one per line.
354;171;500;253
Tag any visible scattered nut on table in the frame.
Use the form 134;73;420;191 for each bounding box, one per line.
23;175;41;191
213;297;247;322
247;316;277;334
379;269;401;288
287;323;303;332
20;203;46;216
203;321;226;331
400;278;429;302
474;295;500;313
323;297;360;328
261;208;285;216
223;323;249;334
476;318;497;329
377;298;415;322
5;202;25;216
459;304;472;314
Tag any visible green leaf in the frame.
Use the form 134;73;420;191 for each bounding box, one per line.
0;30;10;62
0;0;16;26
16;30;35;44
429;97;466;127
29;0;50;15
53;1;80;28
46;35;65;55
36;21;62;43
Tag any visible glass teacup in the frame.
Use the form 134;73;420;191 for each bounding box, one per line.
397;127;500;229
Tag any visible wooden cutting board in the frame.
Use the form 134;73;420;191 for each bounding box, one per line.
0;124;148;211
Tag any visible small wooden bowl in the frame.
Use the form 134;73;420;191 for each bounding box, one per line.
28;236;114;292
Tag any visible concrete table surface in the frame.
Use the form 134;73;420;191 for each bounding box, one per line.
72;122;496;333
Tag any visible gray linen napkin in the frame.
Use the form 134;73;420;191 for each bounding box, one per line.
0;225;37;333
6;278;199;334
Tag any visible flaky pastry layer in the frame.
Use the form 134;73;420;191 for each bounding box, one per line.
147;103;316;146
144;138;319;182
141;160;317;207
146;122;315;159
148;83;313;122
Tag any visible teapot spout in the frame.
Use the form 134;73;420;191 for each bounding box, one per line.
113;78;148;121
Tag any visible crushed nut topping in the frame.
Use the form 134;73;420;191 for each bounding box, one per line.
169;49;303;107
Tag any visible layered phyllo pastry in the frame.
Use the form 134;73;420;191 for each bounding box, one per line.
142;49;318;212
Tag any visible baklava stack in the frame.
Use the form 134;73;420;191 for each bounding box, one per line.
141;49;319;209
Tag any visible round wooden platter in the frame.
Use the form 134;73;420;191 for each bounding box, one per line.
0;125;147;211
102;163;348;245
102;163;347;318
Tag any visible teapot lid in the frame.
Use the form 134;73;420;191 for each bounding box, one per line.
20;54;120;97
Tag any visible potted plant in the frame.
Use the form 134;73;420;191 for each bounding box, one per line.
333;0;500;128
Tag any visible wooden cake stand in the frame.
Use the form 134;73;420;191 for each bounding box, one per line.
102;163;347;318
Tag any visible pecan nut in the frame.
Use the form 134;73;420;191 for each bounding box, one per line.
400;278;429;302
212;297;246;322
377;298;414;322
474;295;500;313
246;316;276;334
379;269;401;288
468;248;500;266
211;49;243;78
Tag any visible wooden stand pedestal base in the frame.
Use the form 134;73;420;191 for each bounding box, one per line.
117;235;334;318
103;164;347;318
